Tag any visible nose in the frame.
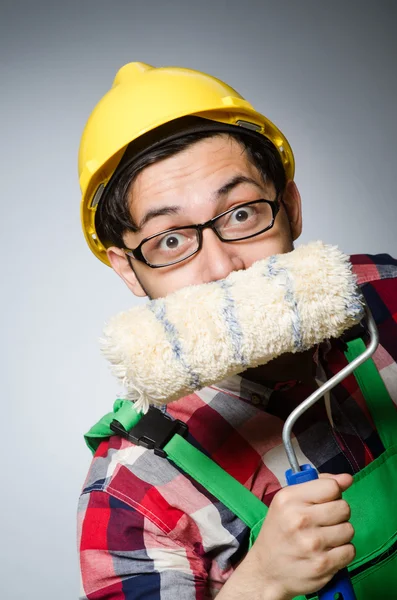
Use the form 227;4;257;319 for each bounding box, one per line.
198;228;244;283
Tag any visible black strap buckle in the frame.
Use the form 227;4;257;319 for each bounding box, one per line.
110;406;188;458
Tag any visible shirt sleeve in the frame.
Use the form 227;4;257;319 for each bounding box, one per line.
78;489;212;600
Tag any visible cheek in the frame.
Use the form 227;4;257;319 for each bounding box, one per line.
277;207;294;240
234;224;294;266
138;261;204;298
239;241;292;269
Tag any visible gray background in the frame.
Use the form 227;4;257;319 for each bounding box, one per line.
1;1;396;598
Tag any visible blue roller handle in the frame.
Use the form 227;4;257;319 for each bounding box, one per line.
285;465;356;600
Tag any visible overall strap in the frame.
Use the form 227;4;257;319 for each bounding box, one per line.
85;400;268;529
344;338;397;450
164;433;268;529
84;398;142;453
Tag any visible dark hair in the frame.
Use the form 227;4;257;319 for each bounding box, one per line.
95;128;287;249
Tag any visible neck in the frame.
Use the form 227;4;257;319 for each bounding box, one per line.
242;348;317;387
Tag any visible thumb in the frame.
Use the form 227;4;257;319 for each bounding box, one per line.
319;472;354;493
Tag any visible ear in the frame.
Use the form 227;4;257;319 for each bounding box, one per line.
280;180;302;241
106;247;147;297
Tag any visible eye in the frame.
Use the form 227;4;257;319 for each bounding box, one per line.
228;205;256;224
158;232;187;251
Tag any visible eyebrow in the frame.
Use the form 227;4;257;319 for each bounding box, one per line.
135;174;263;231
214;175;263;198
136;206;181;230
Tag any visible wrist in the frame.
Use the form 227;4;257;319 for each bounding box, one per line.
245;547;291;600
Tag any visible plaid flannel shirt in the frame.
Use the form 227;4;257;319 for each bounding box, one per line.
78;252;397;599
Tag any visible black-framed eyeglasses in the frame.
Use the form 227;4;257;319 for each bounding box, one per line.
123;198;280;269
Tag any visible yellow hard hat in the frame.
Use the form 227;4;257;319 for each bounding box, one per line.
79;62;295;266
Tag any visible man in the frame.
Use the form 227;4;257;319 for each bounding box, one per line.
77;63;397;599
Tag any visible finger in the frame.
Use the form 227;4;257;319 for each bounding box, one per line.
321;522;355;549
326;543;356;572
310;499;351;526
289;476;344;504
319;472;353;493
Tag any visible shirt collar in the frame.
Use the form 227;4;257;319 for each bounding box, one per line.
210;342;332;410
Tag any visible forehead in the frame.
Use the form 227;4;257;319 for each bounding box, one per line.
129;135;270;206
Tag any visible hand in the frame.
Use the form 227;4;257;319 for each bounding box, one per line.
250;473;355;599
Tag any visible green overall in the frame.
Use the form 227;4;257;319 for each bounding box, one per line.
85;338;397;599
